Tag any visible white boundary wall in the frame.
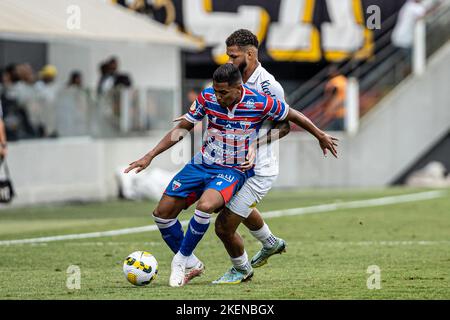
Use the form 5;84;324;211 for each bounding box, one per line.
5;134;187;206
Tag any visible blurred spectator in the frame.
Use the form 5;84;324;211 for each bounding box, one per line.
56;70;89;137
97;61;114;95
35;64;59;137
1;64;18;89
10;63;47;136
12;63;36;107
321;66;347;131
67;71;83;88
16;63;34;83
97;57;132;95
391;0;442;61
0;64;36;140
35;65;58;102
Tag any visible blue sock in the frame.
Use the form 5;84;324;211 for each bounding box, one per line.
153;215;184;254
179;209;211;257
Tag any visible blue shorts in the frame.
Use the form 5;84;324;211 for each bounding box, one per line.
164;157;253;209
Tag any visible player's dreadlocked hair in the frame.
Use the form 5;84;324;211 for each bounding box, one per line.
226;29;259;48
213;63;242;86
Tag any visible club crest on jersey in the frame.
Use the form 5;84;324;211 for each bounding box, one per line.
245;99;256;109
240;121;252;131
172;180;181;191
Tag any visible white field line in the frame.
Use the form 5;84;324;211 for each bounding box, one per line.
24;240;450;247
0;190;446;246
260;190;447;219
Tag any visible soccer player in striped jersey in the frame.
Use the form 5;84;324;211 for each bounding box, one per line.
211;29;339;284
125;63;294;287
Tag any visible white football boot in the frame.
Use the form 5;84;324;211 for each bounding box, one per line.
169;256;186;287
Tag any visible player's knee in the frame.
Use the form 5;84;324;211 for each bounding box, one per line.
196;200;217;214
152;208;164;219
152;206;173;220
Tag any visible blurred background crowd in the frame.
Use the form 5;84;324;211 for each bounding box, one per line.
0;55;134;140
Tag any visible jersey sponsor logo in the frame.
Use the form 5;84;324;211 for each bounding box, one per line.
172;180;182;191
217;173;235;183
260;80;275;98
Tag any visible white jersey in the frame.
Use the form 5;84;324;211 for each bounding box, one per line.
245;63;287;176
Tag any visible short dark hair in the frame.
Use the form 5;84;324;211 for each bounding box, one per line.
213;64;242;86
226;29;259;48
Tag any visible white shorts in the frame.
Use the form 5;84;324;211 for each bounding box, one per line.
226;175;278;219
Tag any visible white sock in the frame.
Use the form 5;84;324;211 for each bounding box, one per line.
249;223;277;248
193;209;212;224
173;251;188;266
186;254;200;269
152;214;178;229
230;251;251;271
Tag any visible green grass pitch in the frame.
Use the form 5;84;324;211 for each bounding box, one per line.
0;187;449;300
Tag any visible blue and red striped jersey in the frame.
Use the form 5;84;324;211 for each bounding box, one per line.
184;84;289;169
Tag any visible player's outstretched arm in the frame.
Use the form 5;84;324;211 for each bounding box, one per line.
124;119;195;174
286;108;339;158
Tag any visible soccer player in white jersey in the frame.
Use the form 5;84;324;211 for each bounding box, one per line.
211;29;338;284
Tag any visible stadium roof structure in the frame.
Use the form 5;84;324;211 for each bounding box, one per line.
0;0;202;50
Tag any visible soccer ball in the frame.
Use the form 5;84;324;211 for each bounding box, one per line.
123;251;158;286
